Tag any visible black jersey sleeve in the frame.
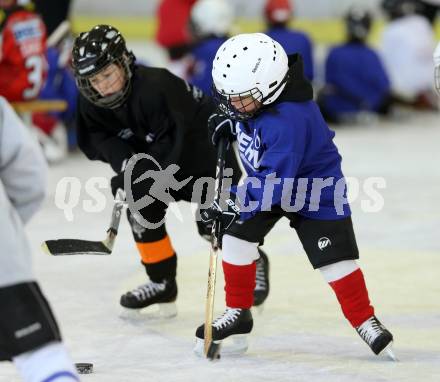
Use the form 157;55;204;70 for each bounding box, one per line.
76;98;134;173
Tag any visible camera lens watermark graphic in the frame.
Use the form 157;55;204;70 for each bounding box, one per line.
53;155;387;226
124;153;192;229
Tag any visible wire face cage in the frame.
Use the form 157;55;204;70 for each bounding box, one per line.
213;86;263;121
76;56;132;109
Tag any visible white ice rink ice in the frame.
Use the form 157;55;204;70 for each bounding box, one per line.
1;113;440;381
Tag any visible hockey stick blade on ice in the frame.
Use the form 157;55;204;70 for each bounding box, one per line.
42;190;125;256
204;138;228;360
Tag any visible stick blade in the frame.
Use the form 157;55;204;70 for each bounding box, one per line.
206;341;221;360
42;239;111;256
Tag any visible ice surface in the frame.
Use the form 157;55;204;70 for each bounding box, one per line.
1;108;440;381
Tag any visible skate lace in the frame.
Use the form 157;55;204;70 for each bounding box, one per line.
357;317;382;345
255;258;267;290
213;308;242;329
131;281;166;301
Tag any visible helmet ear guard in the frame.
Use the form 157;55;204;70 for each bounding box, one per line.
72;25;135;109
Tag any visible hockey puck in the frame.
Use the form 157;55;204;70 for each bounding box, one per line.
75;363;93;374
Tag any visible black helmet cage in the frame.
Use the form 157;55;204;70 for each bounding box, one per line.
212;71;290;121
72;25;135;109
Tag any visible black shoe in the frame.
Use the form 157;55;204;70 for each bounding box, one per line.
253;249;269;306
356;315;393;355
120;279;177;309
196;308;253;341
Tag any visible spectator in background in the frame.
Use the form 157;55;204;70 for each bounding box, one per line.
380;0;437;109
0;0;47;101
33;0;71;36
264;0;314;81
418;0;440;24
33;22;78;162
188;0;234;94
156;0;196;80
318;8;391;124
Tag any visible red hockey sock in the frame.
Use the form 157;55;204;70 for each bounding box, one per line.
329;268;374;327
223;260;256;309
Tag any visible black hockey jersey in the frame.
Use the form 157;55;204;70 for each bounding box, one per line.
76;65;220;179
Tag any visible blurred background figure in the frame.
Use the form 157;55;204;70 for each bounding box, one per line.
32;21;78;162
0;0;47;101
380;0;437;109
156;0;196;79
188;0;234;94
318;7;391;124
34;0;72;36
264;0;314;81
418;0;440;24
433;39;440;95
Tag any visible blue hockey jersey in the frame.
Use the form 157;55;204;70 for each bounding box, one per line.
265;26;314;81
321;43;390;116
190;36;226;94
232;55;350;221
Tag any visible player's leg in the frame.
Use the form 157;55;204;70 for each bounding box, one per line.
0;181;78;380
195;212;270;308
120;207;177;317
0;282;79;382
195;211;281;353
293;215;394;357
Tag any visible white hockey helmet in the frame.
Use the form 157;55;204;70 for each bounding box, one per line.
190;0;234;38
212;33;289;120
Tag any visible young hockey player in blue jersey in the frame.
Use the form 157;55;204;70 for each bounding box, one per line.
188;0;234;94
264;0;314;81
194;33;395;360
318;8;391;123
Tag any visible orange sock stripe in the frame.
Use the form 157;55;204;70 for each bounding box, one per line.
136;236;175;264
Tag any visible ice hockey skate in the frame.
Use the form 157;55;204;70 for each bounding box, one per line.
194;308;253;357
253;249;269;312
356;315;397;361
119;279;177;320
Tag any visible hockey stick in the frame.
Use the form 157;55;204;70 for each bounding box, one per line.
47;20;71;48
204;137;228;360
41;189;126;256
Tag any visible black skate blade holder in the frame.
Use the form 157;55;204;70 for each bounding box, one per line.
42;189;126;256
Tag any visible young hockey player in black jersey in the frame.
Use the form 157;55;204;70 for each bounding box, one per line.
195;33;395;359
71;25;269;316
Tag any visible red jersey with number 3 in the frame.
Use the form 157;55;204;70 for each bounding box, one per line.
0;8;47;101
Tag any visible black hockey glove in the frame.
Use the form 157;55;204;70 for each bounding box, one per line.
208;113;236;147
110;158;156;198
200;198;240;233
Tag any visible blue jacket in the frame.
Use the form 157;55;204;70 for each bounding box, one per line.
190;36;226;94
321;43;390;116
266;26;314;81
233;55;350;221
